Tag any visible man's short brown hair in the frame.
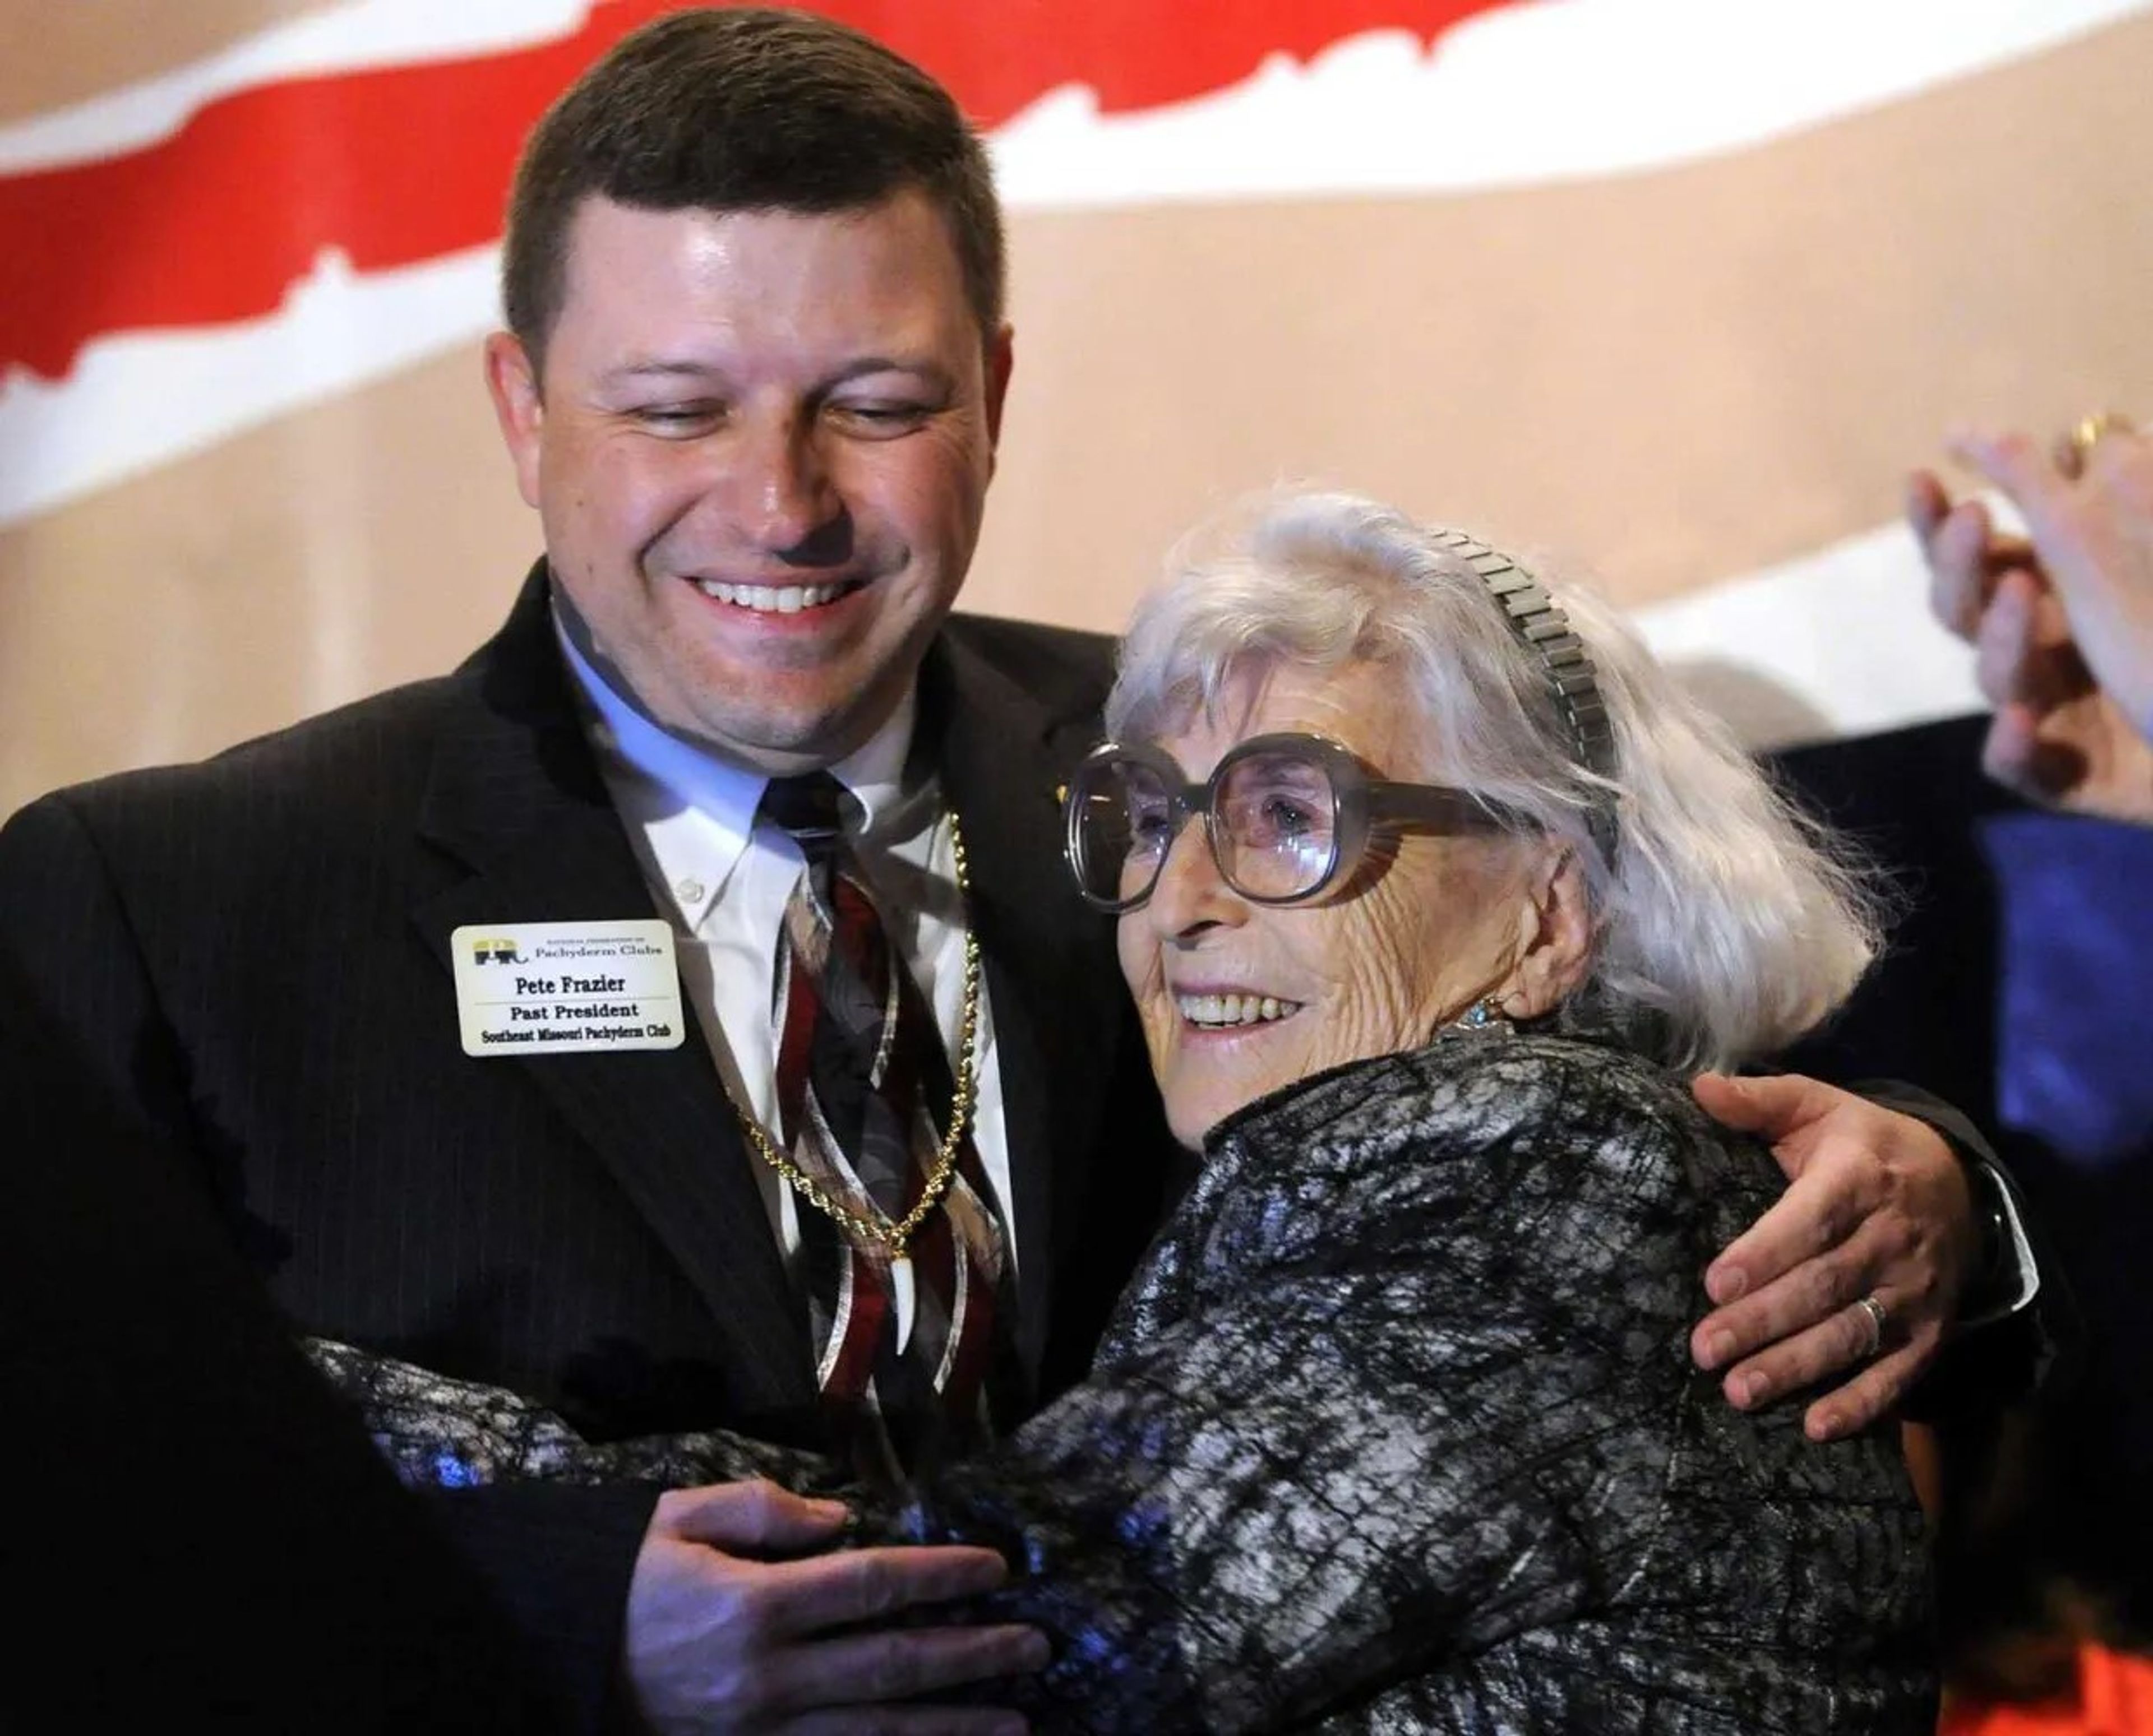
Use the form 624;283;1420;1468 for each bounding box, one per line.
502;6;1005;369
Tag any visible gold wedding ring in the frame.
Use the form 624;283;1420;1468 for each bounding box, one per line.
2056;411;2138;479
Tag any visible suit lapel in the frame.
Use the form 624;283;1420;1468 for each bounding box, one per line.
921;632;1129;1394
409;568;815;1422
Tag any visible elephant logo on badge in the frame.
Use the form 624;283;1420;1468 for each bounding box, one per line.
470;936;523;965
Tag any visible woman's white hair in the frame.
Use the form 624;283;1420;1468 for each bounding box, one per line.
1106;490;1886;1072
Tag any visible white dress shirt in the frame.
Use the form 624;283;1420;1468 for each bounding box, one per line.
556;620;1017;1280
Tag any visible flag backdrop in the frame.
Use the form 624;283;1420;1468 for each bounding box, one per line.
4;0;2152;812
7;0;2153;1655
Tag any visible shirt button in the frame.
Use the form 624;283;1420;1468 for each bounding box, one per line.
675;878;706;906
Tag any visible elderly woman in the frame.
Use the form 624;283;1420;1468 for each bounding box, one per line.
322;492;1934;1730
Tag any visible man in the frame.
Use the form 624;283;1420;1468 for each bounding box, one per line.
0;10;2039;1728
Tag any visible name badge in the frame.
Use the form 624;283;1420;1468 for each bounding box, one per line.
451;920;686;1056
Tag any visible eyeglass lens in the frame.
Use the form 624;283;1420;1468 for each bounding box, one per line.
1073;747;1342;908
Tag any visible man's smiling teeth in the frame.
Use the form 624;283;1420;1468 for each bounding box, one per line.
1177;993;1301;1028
694;578;849;613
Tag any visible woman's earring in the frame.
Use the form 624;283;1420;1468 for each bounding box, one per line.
1453;995;1513;1035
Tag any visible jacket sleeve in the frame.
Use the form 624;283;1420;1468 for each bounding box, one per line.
0;792;201;1165
0;792;653;1732
1855;1080;2077;1419
0;922;580;1730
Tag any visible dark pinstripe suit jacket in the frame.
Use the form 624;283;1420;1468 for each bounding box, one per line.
0;564;1179;1716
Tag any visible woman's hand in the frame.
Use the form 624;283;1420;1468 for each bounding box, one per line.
1685;1073;1978;1442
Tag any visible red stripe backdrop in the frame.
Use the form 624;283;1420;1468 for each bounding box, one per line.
0;0;1513;379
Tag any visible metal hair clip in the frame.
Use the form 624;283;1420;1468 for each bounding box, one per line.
1428;528;1619;853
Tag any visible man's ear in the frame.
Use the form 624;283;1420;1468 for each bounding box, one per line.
1502;846;1595;1020
983;322;1014;465
483;331;545;511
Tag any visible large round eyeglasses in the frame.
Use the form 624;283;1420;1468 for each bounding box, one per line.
1063;732;1509;913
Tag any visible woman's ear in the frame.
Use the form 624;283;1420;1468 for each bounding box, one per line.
1500;846;1594;1020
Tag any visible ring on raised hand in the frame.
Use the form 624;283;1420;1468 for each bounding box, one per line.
1852;1293;1888;1358
2056;411;2138;479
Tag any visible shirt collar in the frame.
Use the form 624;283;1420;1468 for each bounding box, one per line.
552;599;920;842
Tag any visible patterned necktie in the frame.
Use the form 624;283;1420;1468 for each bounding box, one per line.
760;771;1010;1478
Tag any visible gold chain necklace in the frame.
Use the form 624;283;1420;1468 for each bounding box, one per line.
727;811;982;1262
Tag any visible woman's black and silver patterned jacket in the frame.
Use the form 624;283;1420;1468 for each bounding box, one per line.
315;1030;1937;1732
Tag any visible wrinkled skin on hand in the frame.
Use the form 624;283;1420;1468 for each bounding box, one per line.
1688;1073;1976;1442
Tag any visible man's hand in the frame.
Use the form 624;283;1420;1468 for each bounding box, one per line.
1688;1074;1978;1443
625;1479;1045;1734
1911;428;2153;822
